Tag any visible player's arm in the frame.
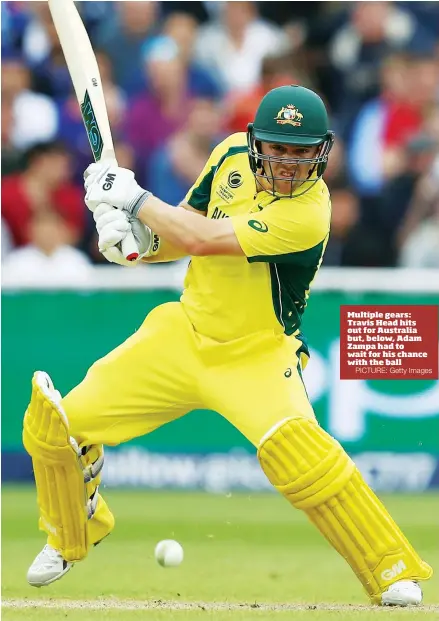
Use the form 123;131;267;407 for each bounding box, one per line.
83;150;243;257
136;191;330;259
141;202;207;263
137;195;244;257
138;138;244;257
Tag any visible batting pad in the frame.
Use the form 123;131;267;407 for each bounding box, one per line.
258;418;432;603
23;372;89;562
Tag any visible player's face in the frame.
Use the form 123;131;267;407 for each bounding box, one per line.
258;142;320;195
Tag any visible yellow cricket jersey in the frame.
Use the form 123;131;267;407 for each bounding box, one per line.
181;132;331;344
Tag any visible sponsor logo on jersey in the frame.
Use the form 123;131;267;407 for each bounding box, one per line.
228;170;243;189
217;184;234;203
274;104;303;127
248;219;268;232
284;368;292;378
103;173;116;190
212;207;229;219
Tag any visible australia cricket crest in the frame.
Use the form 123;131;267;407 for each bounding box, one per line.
274;105;303;127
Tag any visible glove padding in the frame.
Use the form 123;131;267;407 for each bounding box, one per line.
84;160;150;217
94;204;159;267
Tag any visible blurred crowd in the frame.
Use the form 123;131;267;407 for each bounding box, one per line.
2;1;439;283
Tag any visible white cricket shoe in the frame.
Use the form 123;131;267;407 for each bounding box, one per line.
27;544;73;587
381;580;423;606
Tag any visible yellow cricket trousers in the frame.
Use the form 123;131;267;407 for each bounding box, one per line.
63;302;314;449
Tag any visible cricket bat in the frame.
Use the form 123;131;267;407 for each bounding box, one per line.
48;0;139;261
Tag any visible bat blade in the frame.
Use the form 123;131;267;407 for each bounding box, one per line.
48;0;139;261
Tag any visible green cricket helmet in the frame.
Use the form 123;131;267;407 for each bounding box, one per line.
247;85;335;197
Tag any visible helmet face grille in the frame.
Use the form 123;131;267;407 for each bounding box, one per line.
247;128;334;198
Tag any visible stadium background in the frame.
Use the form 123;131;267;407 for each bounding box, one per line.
1;1;439;619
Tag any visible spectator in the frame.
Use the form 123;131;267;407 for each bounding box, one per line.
1;1;30;54
22;1;56;66
124;36;196;185
2;211;92;286
1;218;14;262
323;186;360;266
350;56;439;243
340;225;397;267
322;139;347;190
160;2;209;24
1;54;58;150
379;135;438;239
1;99;24;175
258;1;326;30
163;11;223;100
347;54;422;198
78;1;116;41
93;1;160;95
407;55;439;113
398;201;439;268
397;152;439;264
148;97;223;205
224;53;301;134
328;1;435;134
194;1;291;93
1;141;85;248
401;2;439;41
21;2;73;99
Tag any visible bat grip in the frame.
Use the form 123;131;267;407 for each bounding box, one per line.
121;231;139;261
121;229;140;262
95;202;139;261
95;159;139;261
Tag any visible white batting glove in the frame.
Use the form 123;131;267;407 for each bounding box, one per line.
94;204;160;267
84;161;151;217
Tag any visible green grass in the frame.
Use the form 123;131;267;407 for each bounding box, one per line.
2;487;438;621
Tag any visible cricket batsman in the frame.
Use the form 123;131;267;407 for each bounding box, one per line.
24;85;432;605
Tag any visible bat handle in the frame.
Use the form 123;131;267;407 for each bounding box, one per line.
96;203;139;261
121;229;140;262
98;203;139;261
96;159;139;261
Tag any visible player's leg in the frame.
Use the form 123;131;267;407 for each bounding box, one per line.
24;302;202;585
23;372;112;586
208;333;432;605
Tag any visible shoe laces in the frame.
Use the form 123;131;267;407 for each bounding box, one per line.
37;544;62;563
